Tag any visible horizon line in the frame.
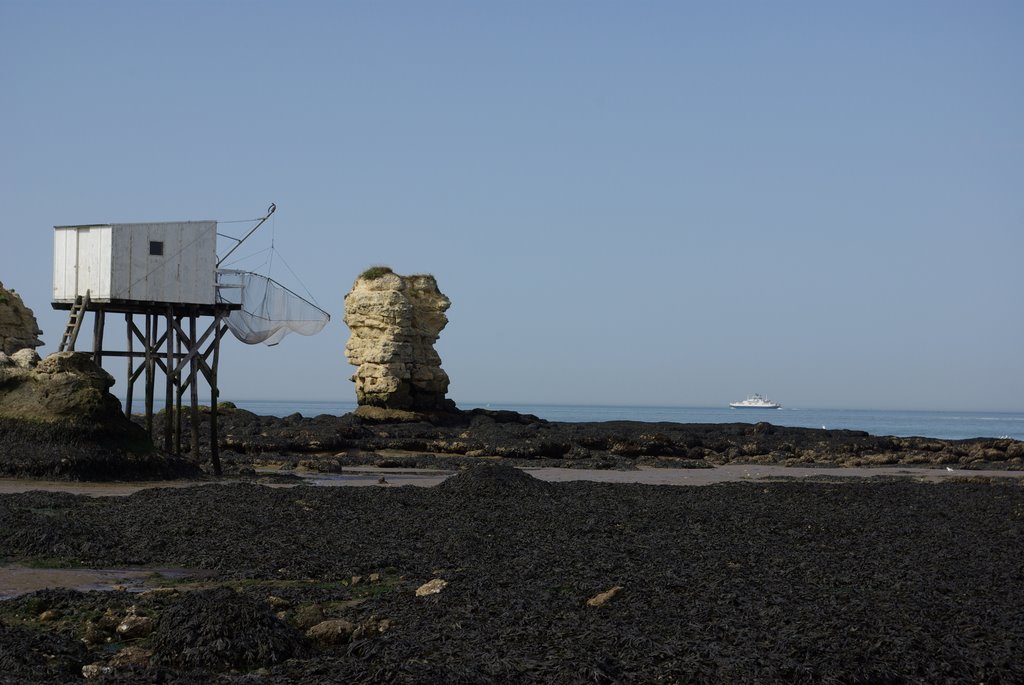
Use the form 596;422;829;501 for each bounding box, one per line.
124;397;1024;415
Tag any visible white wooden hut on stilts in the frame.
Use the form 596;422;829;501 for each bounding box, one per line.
50;204;329;475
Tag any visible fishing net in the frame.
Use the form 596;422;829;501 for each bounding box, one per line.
216;269;330;346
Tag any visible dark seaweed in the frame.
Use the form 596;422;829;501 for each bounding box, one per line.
0;466;1022;683
151;587;309;670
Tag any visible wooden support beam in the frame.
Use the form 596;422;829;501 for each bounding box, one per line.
170;316;219;376
178;321;226;392
129;363;147;385
95;351;189;361
129;319;146;347
86;303;235;476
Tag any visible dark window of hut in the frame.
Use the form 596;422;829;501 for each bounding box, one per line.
150;241;164;256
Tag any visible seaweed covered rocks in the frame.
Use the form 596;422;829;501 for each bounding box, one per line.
437;463;555;497
206;405;1024;472
2;477;1023;683
0;618;88;682
151;587;309;671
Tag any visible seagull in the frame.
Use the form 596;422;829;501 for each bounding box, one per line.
945;467;954;472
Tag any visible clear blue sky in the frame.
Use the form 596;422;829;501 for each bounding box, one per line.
2;1;1022;411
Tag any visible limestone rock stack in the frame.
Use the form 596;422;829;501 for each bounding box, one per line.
0;282;44;354
343;268;454;412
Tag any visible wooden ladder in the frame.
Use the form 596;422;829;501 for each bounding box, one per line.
58;291;90;352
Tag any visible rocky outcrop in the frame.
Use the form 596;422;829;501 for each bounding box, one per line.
343;267;454;413
0;351;198;480
205;407;1024;472
0;282;44;354
0;351;123;423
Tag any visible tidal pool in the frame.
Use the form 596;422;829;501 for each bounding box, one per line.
0;565;203;600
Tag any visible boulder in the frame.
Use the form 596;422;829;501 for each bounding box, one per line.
0;282;44;354
343;268;455;411
108;646;153;668
351;616;392;639
116;608;155;639
0;352;199;480
151;587;309;671
586;586;623;607
305;619;355;646
81;663;113;679
0;352;125;423
415;578;448;597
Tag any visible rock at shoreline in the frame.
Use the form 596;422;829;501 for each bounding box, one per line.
343;267;455;412
0;352;198;480
0;352;124;423
205;405;1023;472
0;282;44;355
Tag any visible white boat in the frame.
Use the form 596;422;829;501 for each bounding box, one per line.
729;394;782;409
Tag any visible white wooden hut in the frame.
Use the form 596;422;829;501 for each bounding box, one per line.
52;221;217;306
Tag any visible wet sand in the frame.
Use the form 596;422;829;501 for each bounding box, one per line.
0;564;202;600
1;464;1021;497
0;478;223;497
524;463;1024;485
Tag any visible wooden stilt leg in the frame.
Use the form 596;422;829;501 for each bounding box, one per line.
125;313;134;416
210;312;222;476
145;315;154;437
164;309;173;451
96;310;105;366
190;316;200;465
92;308;105;365
175;321;183;457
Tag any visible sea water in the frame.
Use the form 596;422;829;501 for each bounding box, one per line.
169;400;1024;441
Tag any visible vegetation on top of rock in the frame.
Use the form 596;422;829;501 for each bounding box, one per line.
359;265;394;280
